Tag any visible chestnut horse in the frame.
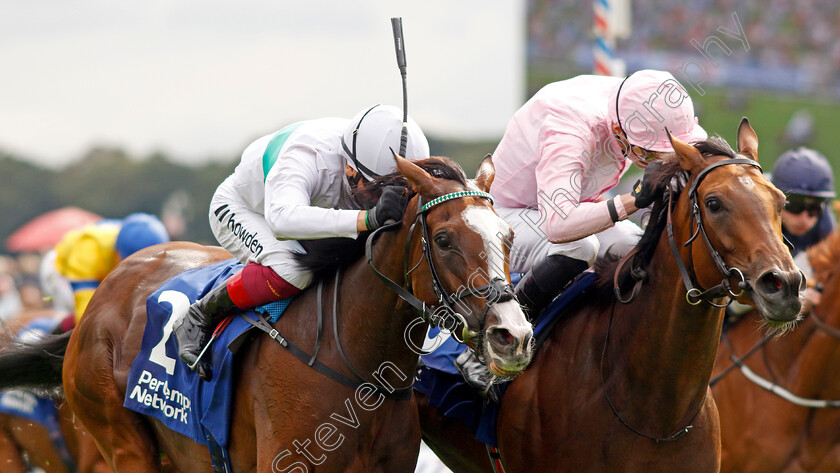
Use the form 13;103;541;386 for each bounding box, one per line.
417;120;804;472
713;226;840;472
0;310;111;473
0;156;532;473
0;399;110;473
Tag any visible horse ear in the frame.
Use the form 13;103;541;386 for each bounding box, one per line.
474;154;495;192
736;117;758;161
667;128;704;172
394;151;436;195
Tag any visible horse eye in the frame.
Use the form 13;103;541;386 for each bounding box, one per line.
706;197;722;213
434;234;452;249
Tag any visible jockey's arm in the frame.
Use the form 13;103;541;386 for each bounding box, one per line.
536;136;629;243
264;151;362;240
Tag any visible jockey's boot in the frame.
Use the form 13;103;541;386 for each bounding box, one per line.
514;254;589;321
173;281;239;381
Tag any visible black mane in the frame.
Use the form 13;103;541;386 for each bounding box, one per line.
293;157;468;282
592;136;737;303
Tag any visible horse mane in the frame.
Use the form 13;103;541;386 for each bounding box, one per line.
293;156;468;282
592;136;737;302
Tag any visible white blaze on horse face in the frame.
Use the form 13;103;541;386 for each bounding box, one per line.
461;206;509;282
738;175;755;191
461;205;532;349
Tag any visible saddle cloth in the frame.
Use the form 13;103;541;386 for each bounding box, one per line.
415;271;596;447
123;258;292;447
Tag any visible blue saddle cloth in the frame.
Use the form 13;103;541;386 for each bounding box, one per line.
123;258;292;448
415;271;596;447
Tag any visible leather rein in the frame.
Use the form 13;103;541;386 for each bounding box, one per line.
245;189;512;399
365;190;515;345
615;158;761;306
711;309;840;408
604;158;762;442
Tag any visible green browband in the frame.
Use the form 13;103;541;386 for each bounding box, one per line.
419;190;494;213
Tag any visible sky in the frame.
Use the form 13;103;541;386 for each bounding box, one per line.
0;1;525;168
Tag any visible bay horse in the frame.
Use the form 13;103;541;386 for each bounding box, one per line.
0;399;111;473
0;155;532;472
713;226;840;472
0;310;112;473
417;119;804;472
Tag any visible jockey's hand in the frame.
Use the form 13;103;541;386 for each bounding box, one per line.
367;186;408;230
632;162;662;209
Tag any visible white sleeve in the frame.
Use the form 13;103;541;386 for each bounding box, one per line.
264;147;359;240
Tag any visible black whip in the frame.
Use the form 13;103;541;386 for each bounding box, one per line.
391;17;408;157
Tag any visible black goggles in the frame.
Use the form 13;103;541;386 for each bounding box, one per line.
784;199;824;218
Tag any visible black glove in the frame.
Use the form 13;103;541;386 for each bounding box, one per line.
631;162;662;209
367;186;408;230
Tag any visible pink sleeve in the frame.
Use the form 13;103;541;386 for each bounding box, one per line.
535;130;617;243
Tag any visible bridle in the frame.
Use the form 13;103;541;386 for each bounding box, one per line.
604;157;765;442
710;312;840;407
244;187;515;399
366;189;515;345
615;158;761;306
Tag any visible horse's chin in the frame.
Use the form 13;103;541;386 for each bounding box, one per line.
754;301;804;337
750;291;804;335
488;360;526;378
483;344;532;378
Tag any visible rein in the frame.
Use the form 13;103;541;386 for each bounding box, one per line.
810;310;840;340
366;190;515;345
244;189;505;398
249;189;514;398
605;158;762;442
616;158;760;306
711;311;840;408
600;299;708;442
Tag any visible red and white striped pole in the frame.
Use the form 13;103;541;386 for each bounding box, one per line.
593;0;630;76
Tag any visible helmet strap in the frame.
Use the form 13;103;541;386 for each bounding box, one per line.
614;73;635;157
341;105;382;181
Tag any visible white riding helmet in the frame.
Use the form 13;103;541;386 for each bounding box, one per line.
341;104;430;181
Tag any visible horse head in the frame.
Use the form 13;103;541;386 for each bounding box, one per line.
395;155;533;376
669;118;803;329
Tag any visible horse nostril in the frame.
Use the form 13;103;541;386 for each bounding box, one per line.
489;327;515;347
757;271;784;295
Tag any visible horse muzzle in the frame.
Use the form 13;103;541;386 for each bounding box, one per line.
482;301;534;376
751;267;804;327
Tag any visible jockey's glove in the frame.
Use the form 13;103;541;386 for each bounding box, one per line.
632;162;662;209
367;186;408;230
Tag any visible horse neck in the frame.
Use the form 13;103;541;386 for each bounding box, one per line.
333;227;423;385
608;217;724;431
769;275;840;399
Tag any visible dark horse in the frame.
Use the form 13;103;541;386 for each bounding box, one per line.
418;120;804;472
0;156;533;472
713;226;840;472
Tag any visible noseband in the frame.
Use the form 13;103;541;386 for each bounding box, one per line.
365;190;515;343
617;158;762;306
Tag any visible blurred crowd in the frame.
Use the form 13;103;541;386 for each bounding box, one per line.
0;253;48;320
528;0;840;93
